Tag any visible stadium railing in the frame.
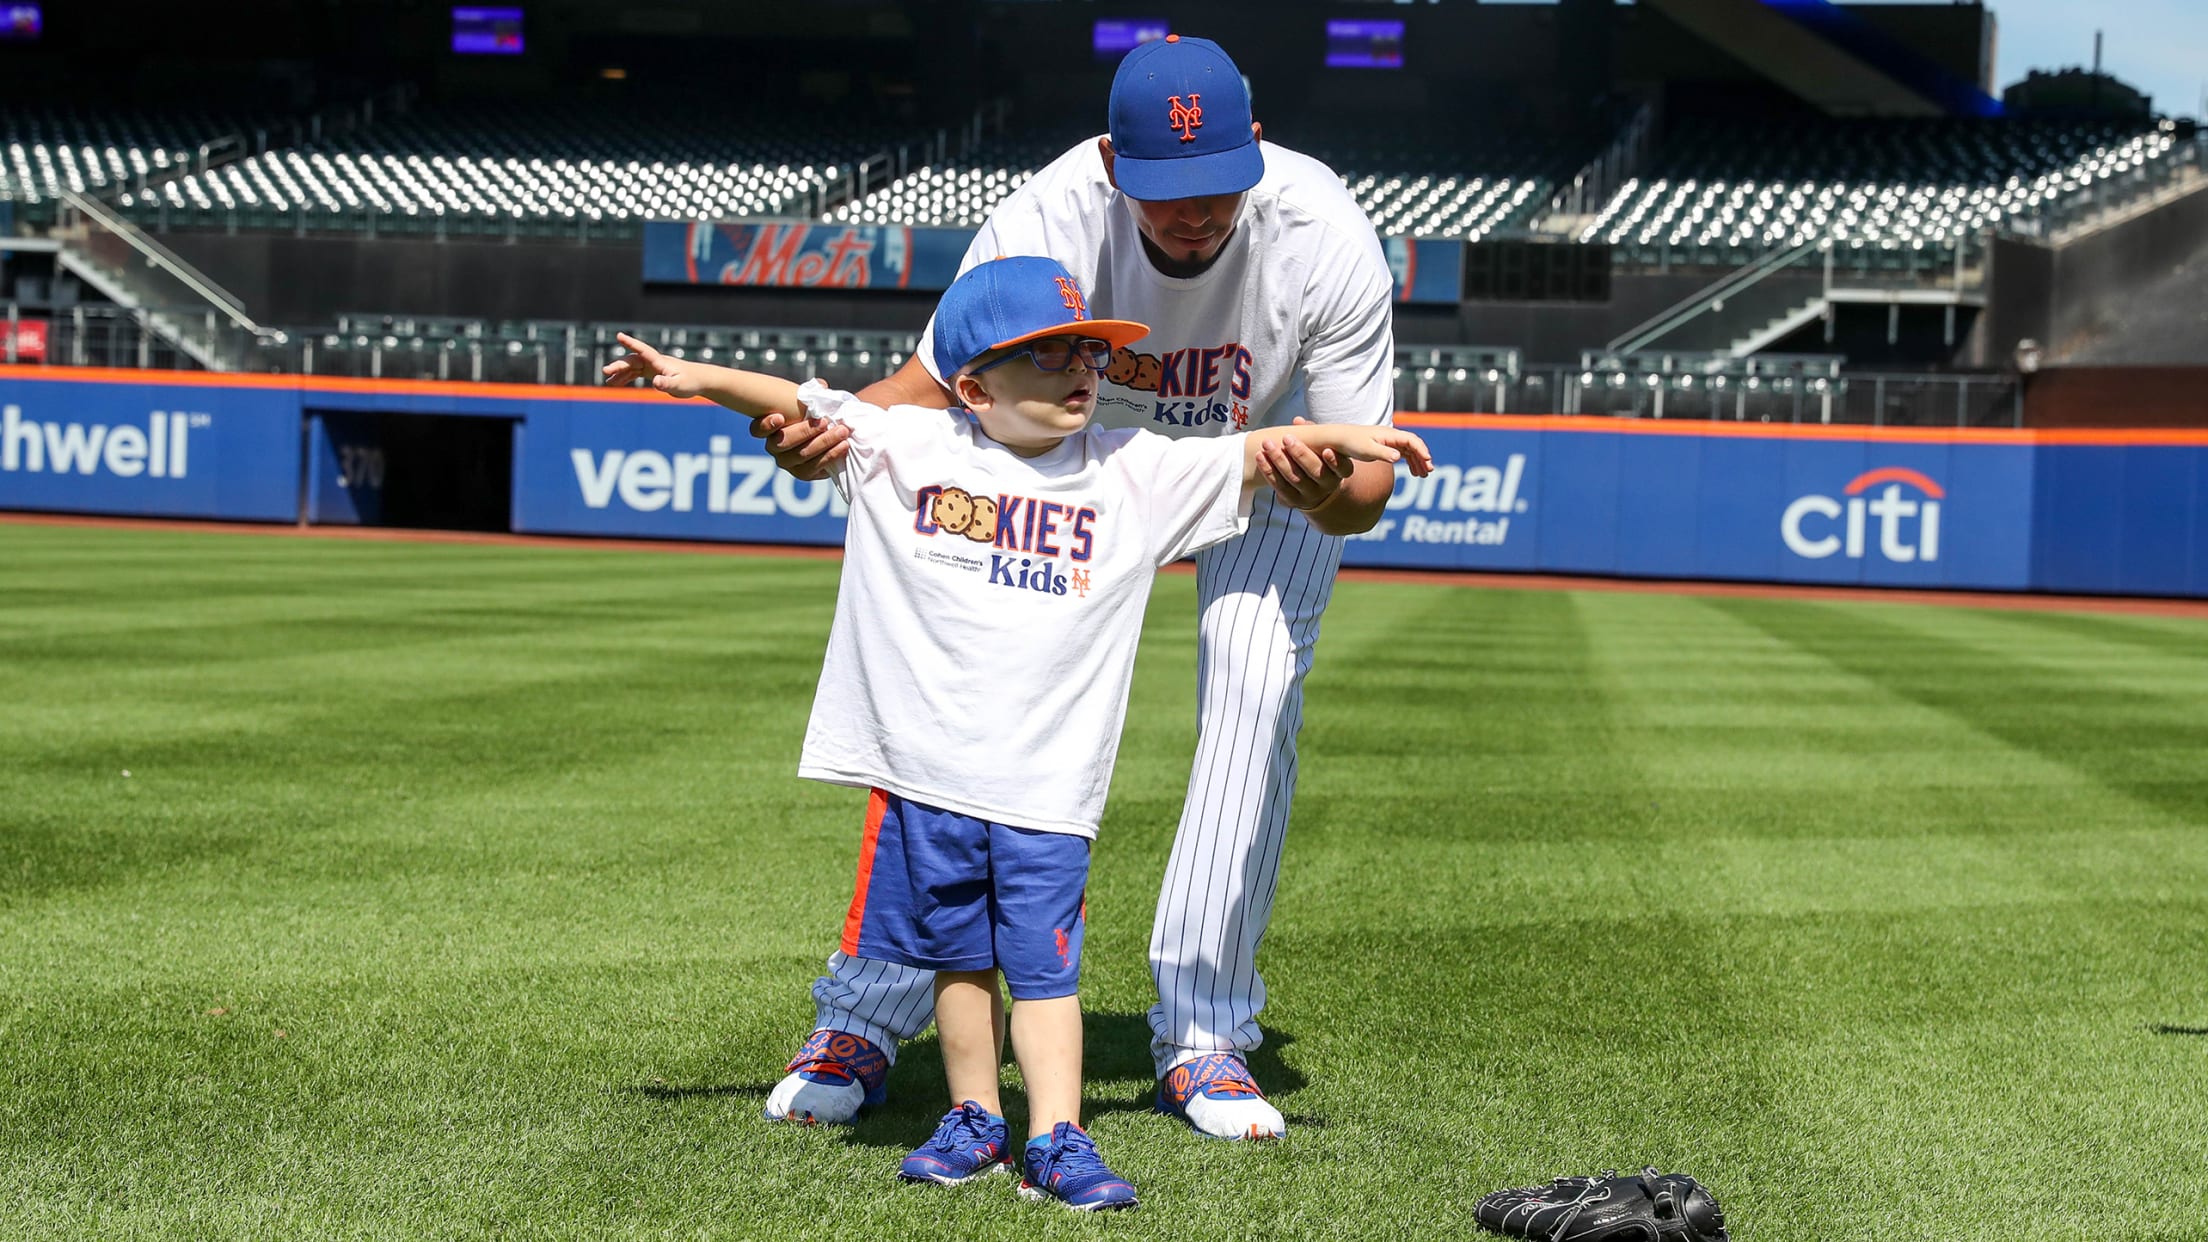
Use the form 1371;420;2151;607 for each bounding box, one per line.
3;304;2021;428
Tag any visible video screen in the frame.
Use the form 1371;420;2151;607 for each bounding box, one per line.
0;4;42;42
452;6;524;56
1325;19;1404;70
1093;19;1169;61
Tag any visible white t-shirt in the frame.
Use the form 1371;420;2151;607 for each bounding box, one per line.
794;381;1252;839
916;139;1396;448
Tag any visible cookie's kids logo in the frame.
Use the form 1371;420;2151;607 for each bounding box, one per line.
915;483;1100;597
1168;93;1202;142
1105;341;1254;428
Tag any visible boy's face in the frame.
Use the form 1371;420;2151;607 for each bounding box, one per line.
956;335;1104;456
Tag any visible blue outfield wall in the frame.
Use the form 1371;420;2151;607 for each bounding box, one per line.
2;369;2203;598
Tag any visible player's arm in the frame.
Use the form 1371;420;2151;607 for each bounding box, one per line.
1243;424;1431;489
742;341;955;482
1268;240;1402;534
602;332;804;418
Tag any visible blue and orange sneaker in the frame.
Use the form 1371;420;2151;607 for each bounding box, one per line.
1017;1122;1139;1212
1155;1052;1285;1140
897;1101;1011;1186
762;1029;890;1125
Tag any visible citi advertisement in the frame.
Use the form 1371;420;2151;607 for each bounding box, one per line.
1343;423;2040;591
0;374;300;521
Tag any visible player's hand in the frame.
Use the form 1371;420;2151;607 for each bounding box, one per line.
1256;416;1359;511
602;332;709;399
750;410;852;481
1257;417;1357;510
1346;426;1433;476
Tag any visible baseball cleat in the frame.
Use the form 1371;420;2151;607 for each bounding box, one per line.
897;1101;1011;1186
1155;1052;1286;1141
1017;1122;1139;1212
762;1029;890;1125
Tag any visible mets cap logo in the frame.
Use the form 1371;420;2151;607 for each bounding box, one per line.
1054;275;1088;318
1168;93;1203;143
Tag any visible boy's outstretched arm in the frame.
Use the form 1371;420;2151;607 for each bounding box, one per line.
1242;423;1433;494
602;332;806;420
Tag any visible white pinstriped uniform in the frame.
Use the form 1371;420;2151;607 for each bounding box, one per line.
809;137;1394;1078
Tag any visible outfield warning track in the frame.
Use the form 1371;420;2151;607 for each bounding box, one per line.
7;511;2206;620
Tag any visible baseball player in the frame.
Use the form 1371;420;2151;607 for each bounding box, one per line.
756;35;1399;1142
604;257;1427;1208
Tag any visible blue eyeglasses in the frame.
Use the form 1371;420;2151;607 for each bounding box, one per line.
971;337;1113;375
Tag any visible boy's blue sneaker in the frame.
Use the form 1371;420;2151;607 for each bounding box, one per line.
1017;1122;1139;1212
762;1029;890;1125
898;1101;1011;1185
1155;1052;1285;1140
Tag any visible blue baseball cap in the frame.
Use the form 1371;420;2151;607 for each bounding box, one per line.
1107;34;1263;202
931;256;1148;381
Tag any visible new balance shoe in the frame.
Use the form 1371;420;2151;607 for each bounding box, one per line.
762;1029;890;1125
897;1101;1011;1186
1155;1052;1286;1140
1018;1123;1138;1212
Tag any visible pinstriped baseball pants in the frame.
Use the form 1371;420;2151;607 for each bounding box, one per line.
808;494;1341;1079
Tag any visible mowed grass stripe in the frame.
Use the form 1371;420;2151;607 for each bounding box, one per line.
4;524;2208;1240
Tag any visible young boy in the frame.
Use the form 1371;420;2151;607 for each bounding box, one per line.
604;256;1429;1211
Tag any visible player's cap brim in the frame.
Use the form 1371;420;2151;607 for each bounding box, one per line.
986;317;1150;358
1110;139;1263;202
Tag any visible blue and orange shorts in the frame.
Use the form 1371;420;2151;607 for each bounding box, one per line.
840;789;1090;1000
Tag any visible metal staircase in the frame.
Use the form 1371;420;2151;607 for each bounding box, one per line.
1609;239;1984;359
47;190;271;371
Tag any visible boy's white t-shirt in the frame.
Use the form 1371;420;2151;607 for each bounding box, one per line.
793;381;1252;839
915;139;1396;441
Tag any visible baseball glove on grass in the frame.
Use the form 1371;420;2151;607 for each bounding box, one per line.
1474;1167;1729;1242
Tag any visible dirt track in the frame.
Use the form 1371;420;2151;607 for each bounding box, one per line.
7;510;2205;620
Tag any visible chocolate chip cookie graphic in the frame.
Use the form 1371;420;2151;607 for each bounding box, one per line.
964;495;999;544
932;486;975;535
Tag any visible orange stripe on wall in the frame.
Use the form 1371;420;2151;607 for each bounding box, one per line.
1392;411;2208;447
839;789;892;956
0;363;668;404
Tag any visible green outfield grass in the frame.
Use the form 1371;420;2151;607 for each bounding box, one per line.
3;522;2205;1240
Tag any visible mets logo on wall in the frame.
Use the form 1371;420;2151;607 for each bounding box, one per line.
1782;467;1943;563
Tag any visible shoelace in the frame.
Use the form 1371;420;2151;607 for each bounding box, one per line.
1028;1125;1110;1186
925;1103;998;1156
1185;1056;1262;1099
784;1057;856;1083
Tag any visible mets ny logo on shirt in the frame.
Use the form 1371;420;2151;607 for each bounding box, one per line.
913;483;1098;597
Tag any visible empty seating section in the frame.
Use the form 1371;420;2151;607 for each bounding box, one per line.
827;124;1560;239
1;105;254;201
111;99;910;234
1581;118;2179;259
8;98;2190;260
826;132;1082;228
1305;128;1564;240
303;314;921;390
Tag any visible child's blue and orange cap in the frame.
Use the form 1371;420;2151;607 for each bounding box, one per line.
932;256;1148;381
